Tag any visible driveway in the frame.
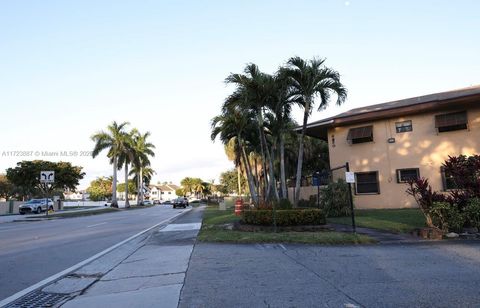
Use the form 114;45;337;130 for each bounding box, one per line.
180;241;480;307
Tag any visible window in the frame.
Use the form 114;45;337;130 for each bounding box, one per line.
347;126;373;144
168;192;171;194
396;168;420;183
435;111;467;133
355;171;380;194
441;167;457;190
395;120;412;133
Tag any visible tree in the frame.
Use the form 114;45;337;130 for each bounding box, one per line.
220;169;245;194
87;177;113;201
175;187;185;197
117;129;135;207
6;160;85;199
130;130;156;205
117;180;137;195
0;174;15;200
91;121;130;207
225;64;280;202
281;57;347;206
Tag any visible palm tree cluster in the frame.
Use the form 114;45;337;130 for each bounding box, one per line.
91;121;156;207
180;177;211;198
211;56;347;207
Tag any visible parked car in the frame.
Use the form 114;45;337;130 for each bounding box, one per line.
153;199;160;205
142;200;153;206
19;199;54;214
161;200;172;205
172;197;188;209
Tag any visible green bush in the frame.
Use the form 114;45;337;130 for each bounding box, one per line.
430;202;465;232
320;179;351;217
298;195;318;208
465;198;480;230
273;198;293;209
242;209;326;226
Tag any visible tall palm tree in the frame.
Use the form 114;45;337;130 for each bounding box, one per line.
225;64;280;202
91;121;130;207
281;56;347;206
117;130;135;207
211;105;259;204
130;130;156;205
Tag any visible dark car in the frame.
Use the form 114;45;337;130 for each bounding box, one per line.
172;197;188;209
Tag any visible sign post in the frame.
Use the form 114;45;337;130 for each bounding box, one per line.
40;171;55;216
345;163;356;234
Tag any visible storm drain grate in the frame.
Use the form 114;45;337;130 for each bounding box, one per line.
5;291;70;308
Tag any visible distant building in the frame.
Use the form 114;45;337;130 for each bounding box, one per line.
64;190;89;200
296;85;480;209
148;184;181;201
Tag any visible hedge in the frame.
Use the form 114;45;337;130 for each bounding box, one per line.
242;209;326;226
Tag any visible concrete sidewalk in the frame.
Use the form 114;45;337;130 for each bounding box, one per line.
57;206;204;308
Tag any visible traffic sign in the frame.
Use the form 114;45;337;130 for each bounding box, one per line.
40;171;55;183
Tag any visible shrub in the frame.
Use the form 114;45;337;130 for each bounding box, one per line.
320;179;351;217
298;195;318;208
406;178;448;228
465;198;480;230
242;209;326;226
430;202;465;233
273;198;293;210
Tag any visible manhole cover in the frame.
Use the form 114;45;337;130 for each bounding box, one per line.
5;291;69;308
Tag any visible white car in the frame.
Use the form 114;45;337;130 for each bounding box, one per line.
19;199;54;214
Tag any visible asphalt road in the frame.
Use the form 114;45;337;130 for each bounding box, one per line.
0;205;188;300
181;241;480;307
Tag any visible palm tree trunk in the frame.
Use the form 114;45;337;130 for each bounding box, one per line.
261;126;279;202
112;157;118;207
139;167;144;204
279;133;287;199
294;99;311;207
125;164;130;208
237;166;242;196
269;142;280;201
136;173;140;205
238;137;258;205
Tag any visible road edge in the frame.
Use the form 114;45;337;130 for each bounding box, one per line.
0;208;193;307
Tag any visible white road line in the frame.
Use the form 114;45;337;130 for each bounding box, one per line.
86;222;108;228
0;208;192;307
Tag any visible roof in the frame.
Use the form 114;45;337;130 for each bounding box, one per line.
304;85;480;139
149;184;180;192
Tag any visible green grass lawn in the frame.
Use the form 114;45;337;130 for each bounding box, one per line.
199;205;375;245
327;208;426;233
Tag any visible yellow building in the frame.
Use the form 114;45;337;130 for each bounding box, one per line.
304;85;480;209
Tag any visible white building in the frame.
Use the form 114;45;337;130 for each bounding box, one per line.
148;184;180;201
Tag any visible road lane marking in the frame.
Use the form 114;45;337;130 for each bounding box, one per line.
0;208;192;307
86;222;107;228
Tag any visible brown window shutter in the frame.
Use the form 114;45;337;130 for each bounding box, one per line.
347;125;373;140
435;111;467;128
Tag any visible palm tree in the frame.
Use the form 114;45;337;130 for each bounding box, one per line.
281;56;347;206
91;121;130;207
130;130;156;205
225;64;280;202
117;130;135;207
211;105;259;204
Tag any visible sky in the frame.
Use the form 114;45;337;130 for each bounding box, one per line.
0;0;479;189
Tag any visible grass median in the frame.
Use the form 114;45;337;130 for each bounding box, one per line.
198;204;375;245
26;205;155;219
327;208;425;233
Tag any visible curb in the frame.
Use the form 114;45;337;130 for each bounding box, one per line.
0;208;193;307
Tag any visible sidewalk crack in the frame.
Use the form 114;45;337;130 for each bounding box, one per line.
281;250;365;308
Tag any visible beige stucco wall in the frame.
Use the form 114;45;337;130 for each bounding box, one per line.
327;106;480;209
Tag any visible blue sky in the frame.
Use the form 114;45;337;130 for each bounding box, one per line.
1;0;479;188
